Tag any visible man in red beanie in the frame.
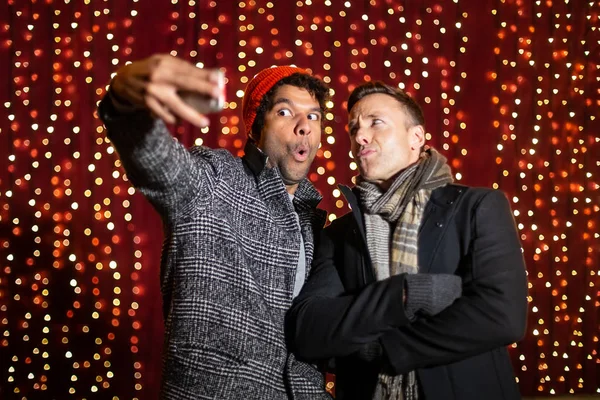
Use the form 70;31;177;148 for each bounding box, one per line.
98;54;332;399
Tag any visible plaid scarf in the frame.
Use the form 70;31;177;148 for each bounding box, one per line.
355;148;453;400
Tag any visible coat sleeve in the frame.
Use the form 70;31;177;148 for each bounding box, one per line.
380;189;528;374
98;93;219;222
285;220;411;362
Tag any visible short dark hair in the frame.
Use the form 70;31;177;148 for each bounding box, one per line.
250;73;330;142
347;81;425;129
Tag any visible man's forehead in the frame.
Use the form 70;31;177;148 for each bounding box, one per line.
272;85;320;109
274;84;311;97
350;94;401;118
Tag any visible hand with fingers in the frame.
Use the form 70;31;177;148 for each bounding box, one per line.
110;54;224;128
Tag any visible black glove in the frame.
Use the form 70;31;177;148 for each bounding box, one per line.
404;273;462;320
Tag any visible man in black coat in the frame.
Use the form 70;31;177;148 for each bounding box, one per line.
286;81;528;400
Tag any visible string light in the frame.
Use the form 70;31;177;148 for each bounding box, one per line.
1;0;598;398
2;0;143;398
491;0;600;395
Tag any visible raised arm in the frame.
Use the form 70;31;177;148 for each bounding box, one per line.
380;190;528;374
98;55;223;220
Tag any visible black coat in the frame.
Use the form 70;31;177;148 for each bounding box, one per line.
286;184;528;400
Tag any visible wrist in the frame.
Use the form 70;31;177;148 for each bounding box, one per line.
107;85;144;114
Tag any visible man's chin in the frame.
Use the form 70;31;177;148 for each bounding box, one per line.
281;175;305;187
281;168;310;187
357;171;382;184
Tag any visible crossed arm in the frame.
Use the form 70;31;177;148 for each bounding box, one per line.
286;190;528;372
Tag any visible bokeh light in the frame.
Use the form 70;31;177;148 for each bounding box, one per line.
0;0;598;398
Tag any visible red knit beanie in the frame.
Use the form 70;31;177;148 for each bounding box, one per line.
242;66;308;137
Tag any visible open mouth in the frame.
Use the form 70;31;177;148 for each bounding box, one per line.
293;145;310;162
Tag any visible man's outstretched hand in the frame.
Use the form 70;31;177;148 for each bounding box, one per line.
110;54;223;128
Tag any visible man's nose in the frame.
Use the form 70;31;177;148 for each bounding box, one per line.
295;115;312;136
355;127;370;145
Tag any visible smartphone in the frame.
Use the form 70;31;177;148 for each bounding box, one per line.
179;69;225;114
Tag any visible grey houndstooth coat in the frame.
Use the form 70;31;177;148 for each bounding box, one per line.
99;96;332;399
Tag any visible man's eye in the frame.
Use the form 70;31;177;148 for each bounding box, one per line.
277;109;292;116
372;119;383;125
307;113;321;121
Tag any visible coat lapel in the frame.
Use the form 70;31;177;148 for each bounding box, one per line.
339;185;367;243
294;179;326;274
340;185;374;284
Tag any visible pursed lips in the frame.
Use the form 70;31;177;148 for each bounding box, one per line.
291;143;310;162
357;147;376;158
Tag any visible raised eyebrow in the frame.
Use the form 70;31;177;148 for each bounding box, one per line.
309;107;323;116
272;99;321;116
272;98;293;107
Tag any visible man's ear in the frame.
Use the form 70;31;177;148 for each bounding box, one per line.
409;125;425;150
248;130;260;145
